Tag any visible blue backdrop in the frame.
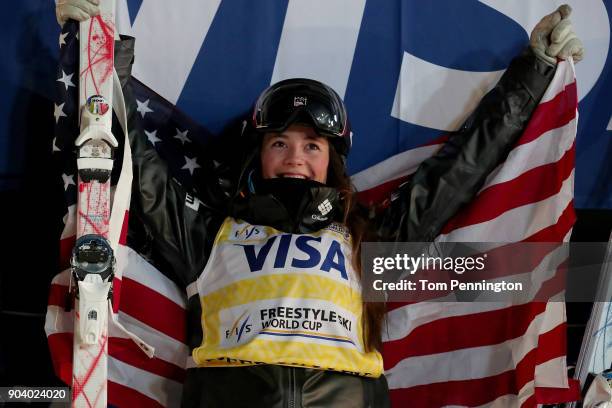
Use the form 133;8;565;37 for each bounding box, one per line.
1;0;610;208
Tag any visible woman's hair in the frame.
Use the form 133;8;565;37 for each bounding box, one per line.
327;145;386;352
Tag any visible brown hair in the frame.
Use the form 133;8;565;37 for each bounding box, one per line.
327;146;387;352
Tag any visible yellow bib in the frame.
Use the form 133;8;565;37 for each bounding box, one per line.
191;217;383;377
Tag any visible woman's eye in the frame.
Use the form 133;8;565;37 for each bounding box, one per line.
306;143;321;151
271;140;286;148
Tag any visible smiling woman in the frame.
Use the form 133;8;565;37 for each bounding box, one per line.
48;1;588;407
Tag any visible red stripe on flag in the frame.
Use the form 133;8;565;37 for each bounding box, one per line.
389;369;518;407
514;322;567;391
521;394;536;408
47;332;74;386
523;200;575;242
356;175;410;207
119;277;187;343
119;210;129;246
536;322;567;364
48;283;69;308
517;82;577;147
423;134;449;146
60;236;76;270
390;325;573;408
535;379;581;404
108;381;165;408
112;276;122;314
382;302;547;370
441;143;575;233
110;338;186;383
532;259;568;301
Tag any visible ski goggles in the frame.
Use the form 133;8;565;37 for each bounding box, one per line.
252;78;351;156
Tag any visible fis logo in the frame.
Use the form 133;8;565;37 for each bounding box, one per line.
225;311;252;343
293;96;307;107
232;224;265;241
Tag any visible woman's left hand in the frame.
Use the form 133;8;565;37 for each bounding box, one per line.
530;4;584;64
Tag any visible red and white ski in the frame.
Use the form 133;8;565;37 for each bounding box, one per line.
71;1;117;406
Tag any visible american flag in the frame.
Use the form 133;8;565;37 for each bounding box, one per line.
46;20;579;407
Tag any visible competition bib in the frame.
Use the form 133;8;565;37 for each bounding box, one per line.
191;217;383;377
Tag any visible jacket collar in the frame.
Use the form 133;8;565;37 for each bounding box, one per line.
230;178;342;234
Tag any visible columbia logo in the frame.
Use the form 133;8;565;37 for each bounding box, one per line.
294;96;307;107
318;199;332;216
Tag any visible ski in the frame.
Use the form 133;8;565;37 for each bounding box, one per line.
70;1;117;406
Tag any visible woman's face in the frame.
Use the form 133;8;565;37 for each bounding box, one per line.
260;124;330;183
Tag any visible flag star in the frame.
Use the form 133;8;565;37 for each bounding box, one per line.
174;128;191;145
52;137;61;152
57;70;75;91
136;98;153;118
181;156;201;175
62;173;75;190
59;31;69;47
54;102;67;123
145;129;161;145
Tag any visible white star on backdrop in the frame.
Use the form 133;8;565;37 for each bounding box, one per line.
59;32;68;47
136;99;153;118
52;137;61;152
62;173;75;190
181;156;201;175
57;70;75;91
54;103;67;124
174;128;191;145
145;129;161;145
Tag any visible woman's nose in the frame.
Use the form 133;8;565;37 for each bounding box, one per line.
284;145;305;165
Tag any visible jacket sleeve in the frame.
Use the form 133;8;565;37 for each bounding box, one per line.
115;37;225;287
376;48;556;242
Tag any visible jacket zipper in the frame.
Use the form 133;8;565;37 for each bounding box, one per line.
288;367;296;408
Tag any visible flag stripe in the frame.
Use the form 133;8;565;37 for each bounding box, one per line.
108;381;165;408
108;357;183;408
117;246;187;307
437;171;574;242
389;369;519;407
480;119;576;197
523;200;575;242
385;303;565;383
119;277;187;343
441;142;575;234
389;331;569;408
516;82;577;147
109;338;186;383
112;311;189;368
383;302;547;369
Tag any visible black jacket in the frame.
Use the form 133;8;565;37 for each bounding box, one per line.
116;37;555;408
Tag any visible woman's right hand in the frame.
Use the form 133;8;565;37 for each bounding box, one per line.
55;0;100;27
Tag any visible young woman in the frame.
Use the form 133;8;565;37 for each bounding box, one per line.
56;2;583;407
